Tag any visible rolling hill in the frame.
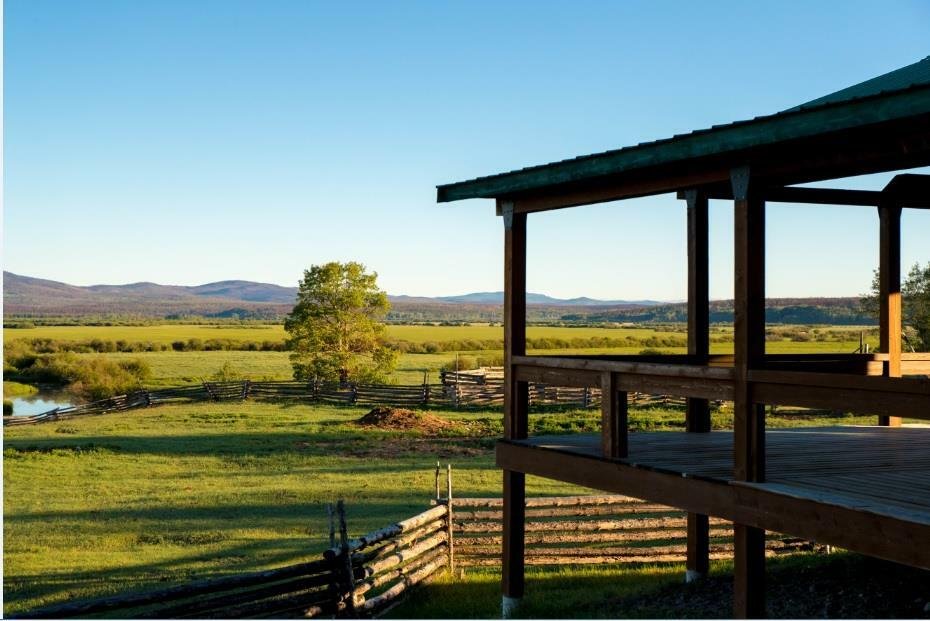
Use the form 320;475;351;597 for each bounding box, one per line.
2;272;873;325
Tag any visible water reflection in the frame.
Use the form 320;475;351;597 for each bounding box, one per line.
8;391;74;417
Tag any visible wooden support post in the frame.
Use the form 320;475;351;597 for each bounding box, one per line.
734;524;766;618
600;371;628;459
685;189;712;433
684;189;712;582
878;199;903;427
732;166;766;619
686;513;710;582
501;200;527;617
446;464;455;576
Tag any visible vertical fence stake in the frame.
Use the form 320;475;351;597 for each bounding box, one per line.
435;462;441;502
446;464;455;578
337;500;356;616
327;503;336;549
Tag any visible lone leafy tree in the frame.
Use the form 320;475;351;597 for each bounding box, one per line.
285;262;398;384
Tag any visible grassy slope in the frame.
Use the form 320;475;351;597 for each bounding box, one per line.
3;400;904;615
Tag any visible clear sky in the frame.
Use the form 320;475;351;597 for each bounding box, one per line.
5;0;930;300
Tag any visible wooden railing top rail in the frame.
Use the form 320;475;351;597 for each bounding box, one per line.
512;355;736;381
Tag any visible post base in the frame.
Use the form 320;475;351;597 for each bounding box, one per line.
685;569;705;583
502;596;521;619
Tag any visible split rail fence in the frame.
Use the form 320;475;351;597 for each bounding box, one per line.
17;467;817;619
4;371;689;427
18;500;453;620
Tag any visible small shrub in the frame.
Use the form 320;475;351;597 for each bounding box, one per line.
3;400;13;416
210;362;242;382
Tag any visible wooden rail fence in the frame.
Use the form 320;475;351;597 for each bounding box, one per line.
17;501;452;620
15;467;818;619
3;372;690;426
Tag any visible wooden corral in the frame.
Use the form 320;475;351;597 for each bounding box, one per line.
437;56;930;617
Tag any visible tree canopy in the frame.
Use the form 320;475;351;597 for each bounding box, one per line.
862;262;930;351
284;262;397;383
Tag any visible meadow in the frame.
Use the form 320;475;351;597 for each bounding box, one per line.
4;400;922;618
2;322;875;347
4;322;878;389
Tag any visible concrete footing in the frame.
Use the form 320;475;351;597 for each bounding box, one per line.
685;569;705;583
502;596;521;619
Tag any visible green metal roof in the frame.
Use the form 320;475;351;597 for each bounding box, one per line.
437;56;930;203
790;55;930;110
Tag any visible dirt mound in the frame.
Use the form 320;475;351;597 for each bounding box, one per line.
355;407;457;433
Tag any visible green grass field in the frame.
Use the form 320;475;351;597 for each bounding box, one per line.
1;400;581;614
2;399;907;616
2;322;876;347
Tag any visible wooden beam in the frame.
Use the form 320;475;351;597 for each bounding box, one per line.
600;372;627;459
686;185;883;206
732;167;766;483
501;200;527;613
882;173;930;207
685;189;711;433
685;189;711;583
878;199;903;427
732;166;767;619
495;441;930;570
502;201;528;439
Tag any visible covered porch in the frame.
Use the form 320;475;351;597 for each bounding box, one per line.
437;56;930;617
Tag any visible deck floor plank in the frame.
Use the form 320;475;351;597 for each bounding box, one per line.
518;426;930;525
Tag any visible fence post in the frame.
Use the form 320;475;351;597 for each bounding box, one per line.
336;500;356;615
327;503;336;549
350;384;358;405
446;464;455;578
424;384;431;407
582;387;590;409
435;462;441;502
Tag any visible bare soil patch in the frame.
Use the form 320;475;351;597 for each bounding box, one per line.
354;407;459;434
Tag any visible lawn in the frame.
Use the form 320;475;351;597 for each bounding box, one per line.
2;398;907;616
2;400;581;615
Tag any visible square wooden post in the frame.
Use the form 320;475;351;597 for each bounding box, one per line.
684;189;711;582
600;371;628;459
686;189;712;432
878;199;903;427
501;201;528;617
731;167;766;618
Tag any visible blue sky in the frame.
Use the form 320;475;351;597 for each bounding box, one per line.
5;1;930;300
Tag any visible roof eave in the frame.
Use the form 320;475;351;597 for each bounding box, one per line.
436;86;930;204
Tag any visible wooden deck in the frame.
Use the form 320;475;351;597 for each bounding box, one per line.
498;425;930;569
514;426;930;524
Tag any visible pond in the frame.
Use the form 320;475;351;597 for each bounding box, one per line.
8;390;75;417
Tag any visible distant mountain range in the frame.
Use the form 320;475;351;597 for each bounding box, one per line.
3;272;661;317
2;272;873;325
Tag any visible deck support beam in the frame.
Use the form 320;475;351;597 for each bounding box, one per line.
501;201;527;616
684;189;711;581
732;167;767;618
878;198;903;427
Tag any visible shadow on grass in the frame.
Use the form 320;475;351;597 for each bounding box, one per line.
389;553;930;619
3;536;320;616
